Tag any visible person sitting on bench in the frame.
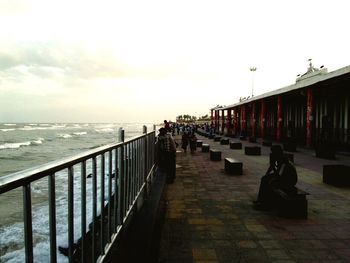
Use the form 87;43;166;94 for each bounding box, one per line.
253;145;298;210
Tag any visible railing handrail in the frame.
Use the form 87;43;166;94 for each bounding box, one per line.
1;127;157;263
0;132;150;194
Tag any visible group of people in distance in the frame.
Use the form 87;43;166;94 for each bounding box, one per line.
156;120;298;209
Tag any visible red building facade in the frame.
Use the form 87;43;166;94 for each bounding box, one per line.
210;65;350;150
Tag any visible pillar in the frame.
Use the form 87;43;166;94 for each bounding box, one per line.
210;110;213;125
276;96;282;141
306;87;313;147
227;109;232;135
260;100;265;139
251;102;256;138
221;109;225;134
241;105;246;133
233;108;237;136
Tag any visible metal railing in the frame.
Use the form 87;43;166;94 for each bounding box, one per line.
0;126;156;263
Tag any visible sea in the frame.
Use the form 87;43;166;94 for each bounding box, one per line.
0;122;154;263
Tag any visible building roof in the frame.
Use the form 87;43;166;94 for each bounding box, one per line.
211;65;350;111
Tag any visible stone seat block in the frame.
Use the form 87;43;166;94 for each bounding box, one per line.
273;187;309;219
224;158;243;175
210;149;221;161
323;165;350;187
202;144;210;152
196;140;203;147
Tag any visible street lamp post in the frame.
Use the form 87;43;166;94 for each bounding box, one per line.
250;67;257;97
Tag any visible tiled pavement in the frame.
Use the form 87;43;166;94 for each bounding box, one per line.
158;135;350;263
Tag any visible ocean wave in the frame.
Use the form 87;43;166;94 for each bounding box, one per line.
57;134;72;139
0;128;15;132
19;126;49;131
95;128;114;133
31;138;45;145
0;138;45;150
73;132;87;136
0;141;31;150
4;123;17;126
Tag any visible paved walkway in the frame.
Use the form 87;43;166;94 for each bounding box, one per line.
158;134;350;263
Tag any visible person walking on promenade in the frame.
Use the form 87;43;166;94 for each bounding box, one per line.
253;145;298;210
156;127;177;183
164;120;171;132
189;132;197;153
181;130;189;153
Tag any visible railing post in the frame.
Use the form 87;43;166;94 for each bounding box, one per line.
68;166;74;262
23;184;33;263
100;153;105;254
117;128;125;225
107;150;112;242
143;126;148;198
80;161;86;263
92;157;97;262
113;148;118;232
48;174;57;263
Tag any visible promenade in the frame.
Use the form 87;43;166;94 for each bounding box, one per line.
158;134;350;263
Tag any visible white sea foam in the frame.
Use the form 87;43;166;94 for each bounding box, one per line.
57;134;72;139
0;141;31;150
4;123;17;126
0;162;115;262
31;138;45;145
51;125;67;129
0;138;45;150
73;132;87;136
95;128;114;133
0;128;15;132
20;126;49;131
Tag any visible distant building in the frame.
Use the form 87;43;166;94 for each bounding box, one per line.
210;63;350;151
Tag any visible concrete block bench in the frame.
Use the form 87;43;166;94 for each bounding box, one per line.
202;144;210;152
196;140;203;147
224;158;243;175
323;165;350;187
262;141;272;147
214;136;222;142
245;146;261;156
210;149;221;161
270;152;294;164
220;138;229;145
230;142;242;150
273;187;309;219
239;135;247;141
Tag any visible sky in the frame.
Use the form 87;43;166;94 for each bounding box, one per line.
0;0;349;123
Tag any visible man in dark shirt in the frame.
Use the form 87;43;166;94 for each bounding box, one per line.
254;145;297;210
156;128;177;183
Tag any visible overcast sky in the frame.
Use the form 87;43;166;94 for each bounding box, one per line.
0;0;349;123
